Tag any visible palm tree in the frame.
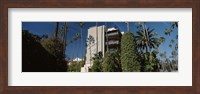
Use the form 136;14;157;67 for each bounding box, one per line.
170;22;178;29
69;33;81;62
170;39;174;44
169;39;174;48
135;24;159;53
159;52;167;71
67;39;73;61
75;33;81;63
159;37;165;44
125;22;130;32
164;28;172;36
62;22;67;56
80;22;84;60
87;35;95;66
72;36;76;62
169;44;172;48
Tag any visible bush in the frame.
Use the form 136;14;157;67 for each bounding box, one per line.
91;52;103;72
102;51;122;72
92;59;102;72
68;61;82;72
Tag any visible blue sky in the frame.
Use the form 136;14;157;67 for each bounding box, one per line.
22;22;178;60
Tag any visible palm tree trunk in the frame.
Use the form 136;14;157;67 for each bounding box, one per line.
142;23;150;53
144;25;150;53
126;22;130;32
54;22;59;38
72;42;74;62
76;39;78;63
63;22;67;56
80;23;84;61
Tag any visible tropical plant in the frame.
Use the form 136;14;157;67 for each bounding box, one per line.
57;22;68;57
164;28;172;36
163;22;178;72
159;37;165;44
80;22;85;60
135;24;159;53
62;22;67;56
170;22;178;29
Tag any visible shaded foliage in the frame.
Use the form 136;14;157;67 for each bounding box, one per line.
22;30;67;72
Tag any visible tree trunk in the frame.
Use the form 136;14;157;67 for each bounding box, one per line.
76;39;78;63
63;22;67;56
54;22;59;38
72;42;75;62
142;23;150;53
80;26;84;61
126;22;130;32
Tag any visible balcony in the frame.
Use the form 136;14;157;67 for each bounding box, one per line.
105;40;119;45
106;32;119;37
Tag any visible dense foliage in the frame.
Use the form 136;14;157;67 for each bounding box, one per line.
102;50;122;72
68;61;84;72
22;30;67;72
120;32;141;72
41;36;67;71
91;52;103;72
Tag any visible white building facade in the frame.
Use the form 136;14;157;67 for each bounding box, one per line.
81;25;122;72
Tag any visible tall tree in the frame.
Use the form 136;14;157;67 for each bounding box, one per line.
135;23;159;53
125;22;130;32
80;22;85;60
62;22;67;56
75;33;81;62
102;51;113;72
121;32;140;72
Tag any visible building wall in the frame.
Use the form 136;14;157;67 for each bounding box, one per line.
82;25;121;72
85;25;106;67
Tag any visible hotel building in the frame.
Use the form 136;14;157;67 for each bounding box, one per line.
81;25;122;72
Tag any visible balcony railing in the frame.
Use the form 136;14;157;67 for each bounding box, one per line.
105;40;119;45
106;32;119;36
